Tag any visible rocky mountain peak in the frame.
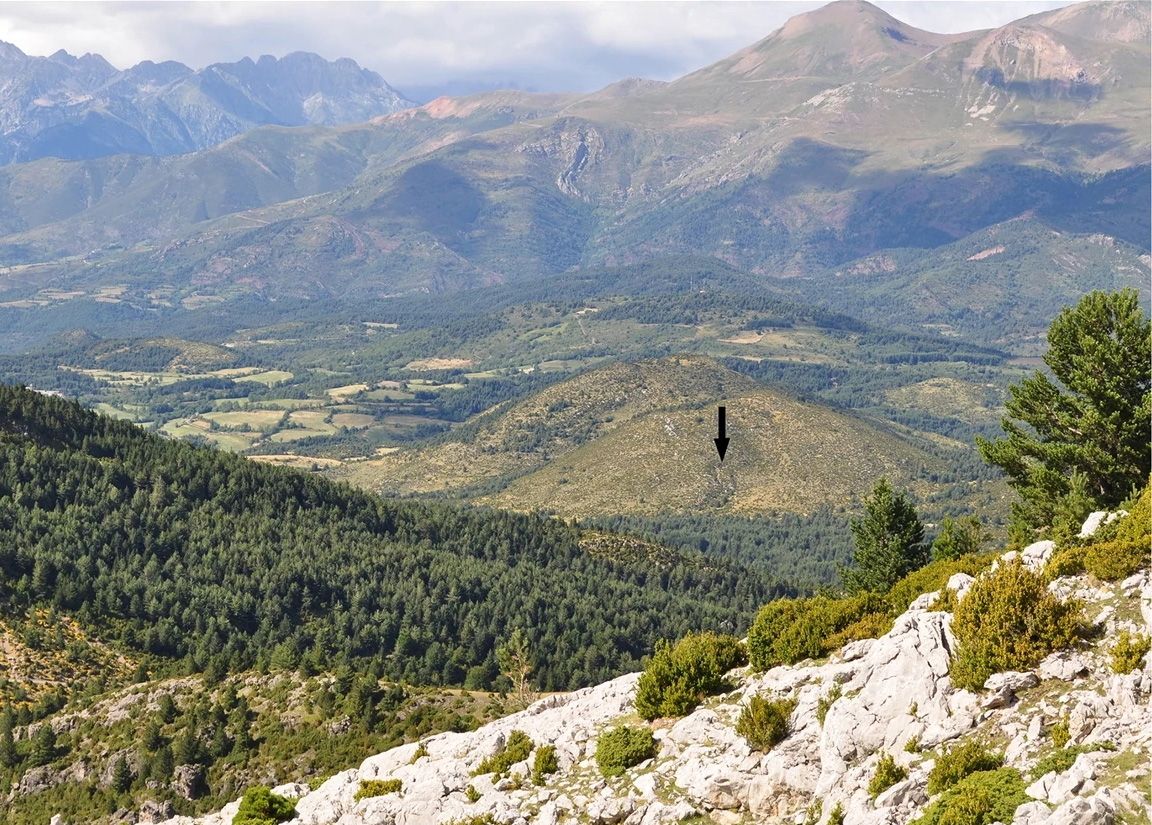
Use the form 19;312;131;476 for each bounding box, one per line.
0;43;415;163
0;40;27;64
677;0;959;90
1029;0;1152;44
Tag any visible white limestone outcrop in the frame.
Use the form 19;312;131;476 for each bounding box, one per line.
155;518;1151;825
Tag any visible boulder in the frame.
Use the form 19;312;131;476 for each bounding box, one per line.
1038;651;1090;682
983;671;1039;709
15;765;60;795
586;795;636;824
271;781;309;799
138;800;176;823
946;573;975;600
1013;801;1052;824
1047;793;1115;825
873;776;926;808
172;764;205;800
1079;512;1125;539
818;610;978;792
1020;540;1055;571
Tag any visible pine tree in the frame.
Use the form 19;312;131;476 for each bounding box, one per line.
931;516;989;561
156;694;177;724
0;712;16;768
142;719;164;752
497;628;536;710
172;730;199;766
979;289;1151;533
151;744;175;783
111;755;134;793
29;723;56;767
842;479;927;594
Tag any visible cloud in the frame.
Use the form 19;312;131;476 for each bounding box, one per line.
0;0;1078;96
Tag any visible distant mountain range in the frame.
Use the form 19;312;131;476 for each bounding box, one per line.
0;0;1147;352
0;42;414;163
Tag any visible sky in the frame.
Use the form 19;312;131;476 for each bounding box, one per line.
0;1;1079;100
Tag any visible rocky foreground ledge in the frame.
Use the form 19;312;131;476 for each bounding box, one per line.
155;542;1151;825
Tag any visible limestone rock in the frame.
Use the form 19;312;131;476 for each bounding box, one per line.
138;800;176;823
1014;801;1052;824
1079;511;1125;539
1038;651;1091;681
1020;540;1055;571
1047;793;1115;825
946;573;975;599
983;671;1039;709
172;764;205;800
150;567;1152;825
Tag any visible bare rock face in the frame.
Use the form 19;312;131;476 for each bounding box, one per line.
155;565;1151;825
171;763;205;800
138;800;176;823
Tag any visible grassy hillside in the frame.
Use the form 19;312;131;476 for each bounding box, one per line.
340;355;955;519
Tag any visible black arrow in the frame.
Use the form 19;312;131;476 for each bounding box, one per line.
714;405;729;461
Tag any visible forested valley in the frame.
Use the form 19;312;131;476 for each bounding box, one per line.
0;385;784;701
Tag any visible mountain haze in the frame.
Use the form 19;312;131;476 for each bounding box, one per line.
0;43;414;163
0;0;1145;348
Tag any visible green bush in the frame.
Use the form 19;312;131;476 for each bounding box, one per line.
736;694;796;752
1031;741;1115;779
904;735;921;754
884;553;992;614
531;744;558;785
595;726;656;778
635;632;747;720
1111;486;1150;542
749;556;995;674
409;741;429;763
816;683;843;726
913;768;1028;825
1110;631;1151;674
464;784;481;803
354;778;402;800
444;816;507;825
1082;539;1148;581
927;740;1004;795
929;586;958;613
1045;487;1149;582
822;612;893;652
474;730;533;776
950;559;1083;691
232;786;296;825
868;752;906;799
1049;718;1070;748
827;802;845;825
747;594;886;669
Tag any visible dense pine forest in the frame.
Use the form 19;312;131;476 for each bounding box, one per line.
0;385;784;695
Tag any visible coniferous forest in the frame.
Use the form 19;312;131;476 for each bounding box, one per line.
0;385;783;693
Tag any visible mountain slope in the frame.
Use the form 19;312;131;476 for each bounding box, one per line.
0;1;1146;339
343;355;951;518
795;217;1152;351
133;518;1152;825
0;384;780;693
0;43;414;163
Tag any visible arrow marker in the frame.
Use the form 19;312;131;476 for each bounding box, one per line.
714;405;729;461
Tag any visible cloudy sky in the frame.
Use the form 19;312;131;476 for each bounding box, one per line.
0;1;1077;100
